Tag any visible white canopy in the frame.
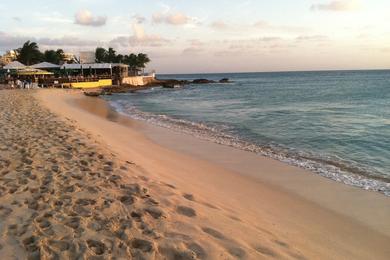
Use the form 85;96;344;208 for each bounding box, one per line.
31;62;60;69
3;61;26;70
61;63;128;70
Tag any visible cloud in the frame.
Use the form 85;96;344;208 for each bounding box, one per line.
74;10;107;27
182;47;204;56
311;0;361;12
152;12;196;26
0;31;99;52
254;20;309;33
12;17;21;22
296;35;329;41
0;31;29;51
109;24;170;47
210;20;308;34
187;39;204;47
132;14;146;24
210;21;230;30
38;36;99;47
253;20;270;28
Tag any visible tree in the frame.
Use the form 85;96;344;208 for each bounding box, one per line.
107;47;117;63
94;47;151;74
136;53;150;73
17;41;43;65
123;53;138;71
95;47;108;63
56;49;65;63
116;54;124;63
42;48;66;64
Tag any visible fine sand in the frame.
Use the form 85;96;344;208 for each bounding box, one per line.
0;89;389;259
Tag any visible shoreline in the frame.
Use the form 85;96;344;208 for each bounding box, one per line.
106;98;390;196
36;89;390;259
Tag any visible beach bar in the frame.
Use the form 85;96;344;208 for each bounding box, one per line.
60;63;129;88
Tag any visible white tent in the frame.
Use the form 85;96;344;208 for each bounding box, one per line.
61;63;128;69
3;61;26;70
31;62;60;69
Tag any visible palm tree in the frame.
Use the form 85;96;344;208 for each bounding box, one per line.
56;49;65;64
136;53;151;74
123;53;138;75
43;49;66;64
107;47;117;63
17;41;43;65
116;54;124;63
95;47;108;63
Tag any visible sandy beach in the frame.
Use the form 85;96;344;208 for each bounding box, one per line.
0;89;389;259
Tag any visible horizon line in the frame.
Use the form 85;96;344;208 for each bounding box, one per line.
158;68;390;75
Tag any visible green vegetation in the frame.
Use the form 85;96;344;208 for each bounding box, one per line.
15;41;66;65
11;41;151;71
43;49;66;65
95;47;151;72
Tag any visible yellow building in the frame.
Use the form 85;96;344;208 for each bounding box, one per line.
0;50;18;66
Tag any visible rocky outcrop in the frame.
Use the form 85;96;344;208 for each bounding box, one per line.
219;78;232;83
192;79;216;84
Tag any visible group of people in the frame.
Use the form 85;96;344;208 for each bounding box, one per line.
8;78;38;89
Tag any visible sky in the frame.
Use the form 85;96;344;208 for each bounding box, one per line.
0;0;389;73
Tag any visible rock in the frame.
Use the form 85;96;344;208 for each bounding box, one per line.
162;83;182;88
192;79;216;84
84;91;102;97
219;78;232;83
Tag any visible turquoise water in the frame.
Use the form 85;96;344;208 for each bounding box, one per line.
105;70;390;195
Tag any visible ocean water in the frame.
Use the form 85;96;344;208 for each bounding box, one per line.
104;70;390;196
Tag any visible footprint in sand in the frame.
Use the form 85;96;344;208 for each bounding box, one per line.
187;242;207;259
176;206;197;217
183;193;195;201
144;206;165;219
130;238;155;253
254;245;278;258
87;239;107;255
158;244;196;260
227;246;247;258
201;227;226;240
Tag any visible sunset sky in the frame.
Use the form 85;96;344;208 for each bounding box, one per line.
1;0;389;73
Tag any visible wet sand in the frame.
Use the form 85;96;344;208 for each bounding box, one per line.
0;89;389;259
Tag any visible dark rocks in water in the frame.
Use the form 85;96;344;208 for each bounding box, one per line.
219;78;232;83
160;79;189;88
103;85;134;94
84;91;102;97
162;83;175;88
162;83;182;88
192;79;216;84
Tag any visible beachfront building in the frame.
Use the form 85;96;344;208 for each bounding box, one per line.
1;60;155;88
31;62;61;70
63;52;77;63
0;50;18;66
0;61;55;88
3;61;26;70
79;52;96;64
62;63;128;80
57;63;128;88
31;62;61;75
